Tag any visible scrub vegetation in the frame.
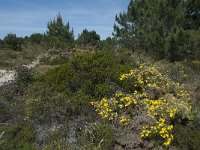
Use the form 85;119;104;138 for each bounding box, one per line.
0;0;200;149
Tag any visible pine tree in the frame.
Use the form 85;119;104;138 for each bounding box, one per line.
3;33;23;51
0;39;4;49
47;14;74;49
76;29;100;47
184;0;200;30
113;0;197;61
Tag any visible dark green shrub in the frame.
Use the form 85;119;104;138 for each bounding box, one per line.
15;66;34;96
21;52;129;121
0;39;4;49
3;33;23;51
174;124;200;150
76;29;100;47
0;101;10;122
96;37;116;52
0;61;12;68
29;33;45;45
0;123;36;150
45;52;129;99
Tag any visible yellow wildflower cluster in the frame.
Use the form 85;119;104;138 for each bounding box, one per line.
119;64;163;92
91;64;192;147
139;93;191;146
119;74;128;81
143;97;180;119
91;92;138;125
140;118;174;146
91;98;113;120
119;115;129;126
140;128;151;137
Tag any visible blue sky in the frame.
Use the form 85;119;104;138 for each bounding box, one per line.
0;0;129;40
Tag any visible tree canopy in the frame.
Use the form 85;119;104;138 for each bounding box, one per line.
3;33;23;51
113;0;200;61
47;14;74;49
76;29;100;47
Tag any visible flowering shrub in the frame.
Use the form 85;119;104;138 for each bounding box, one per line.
91;64;192;147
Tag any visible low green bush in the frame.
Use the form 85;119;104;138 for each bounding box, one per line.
14;66;34;96
3;33;23;51
78;122;114;150
0;123;36;150
21;52;129;121
174;124;200;150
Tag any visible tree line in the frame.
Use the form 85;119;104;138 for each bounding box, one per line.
0;0;199;62
0;14;100;51
113;0;200;62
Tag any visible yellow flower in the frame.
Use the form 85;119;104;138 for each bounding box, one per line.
167;125;173;131
133;99;137;104
159;118;165;123
139;65;143;69
119;74;128;81
163;136;173;146
98;111;103;116
120;116;127;123
103;103;108;107
125;96;131;101
119;104;123;109
130;70;134;74
169;112;174;118
113;100;118;104
116;92;122;97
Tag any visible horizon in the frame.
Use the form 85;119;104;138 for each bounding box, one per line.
0;0;129;40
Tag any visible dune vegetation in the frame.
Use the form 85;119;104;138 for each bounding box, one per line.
0;0;200;149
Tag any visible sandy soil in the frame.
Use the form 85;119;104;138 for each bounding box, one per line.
0;70;16;87
0;52;49;87
22;59;40;69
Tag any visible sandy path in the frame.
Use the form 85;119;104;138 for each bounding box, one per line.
0;52;49;87
22;58;40;69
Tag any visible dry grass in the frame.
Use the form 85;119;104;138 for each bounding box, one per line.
0;43;47;69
